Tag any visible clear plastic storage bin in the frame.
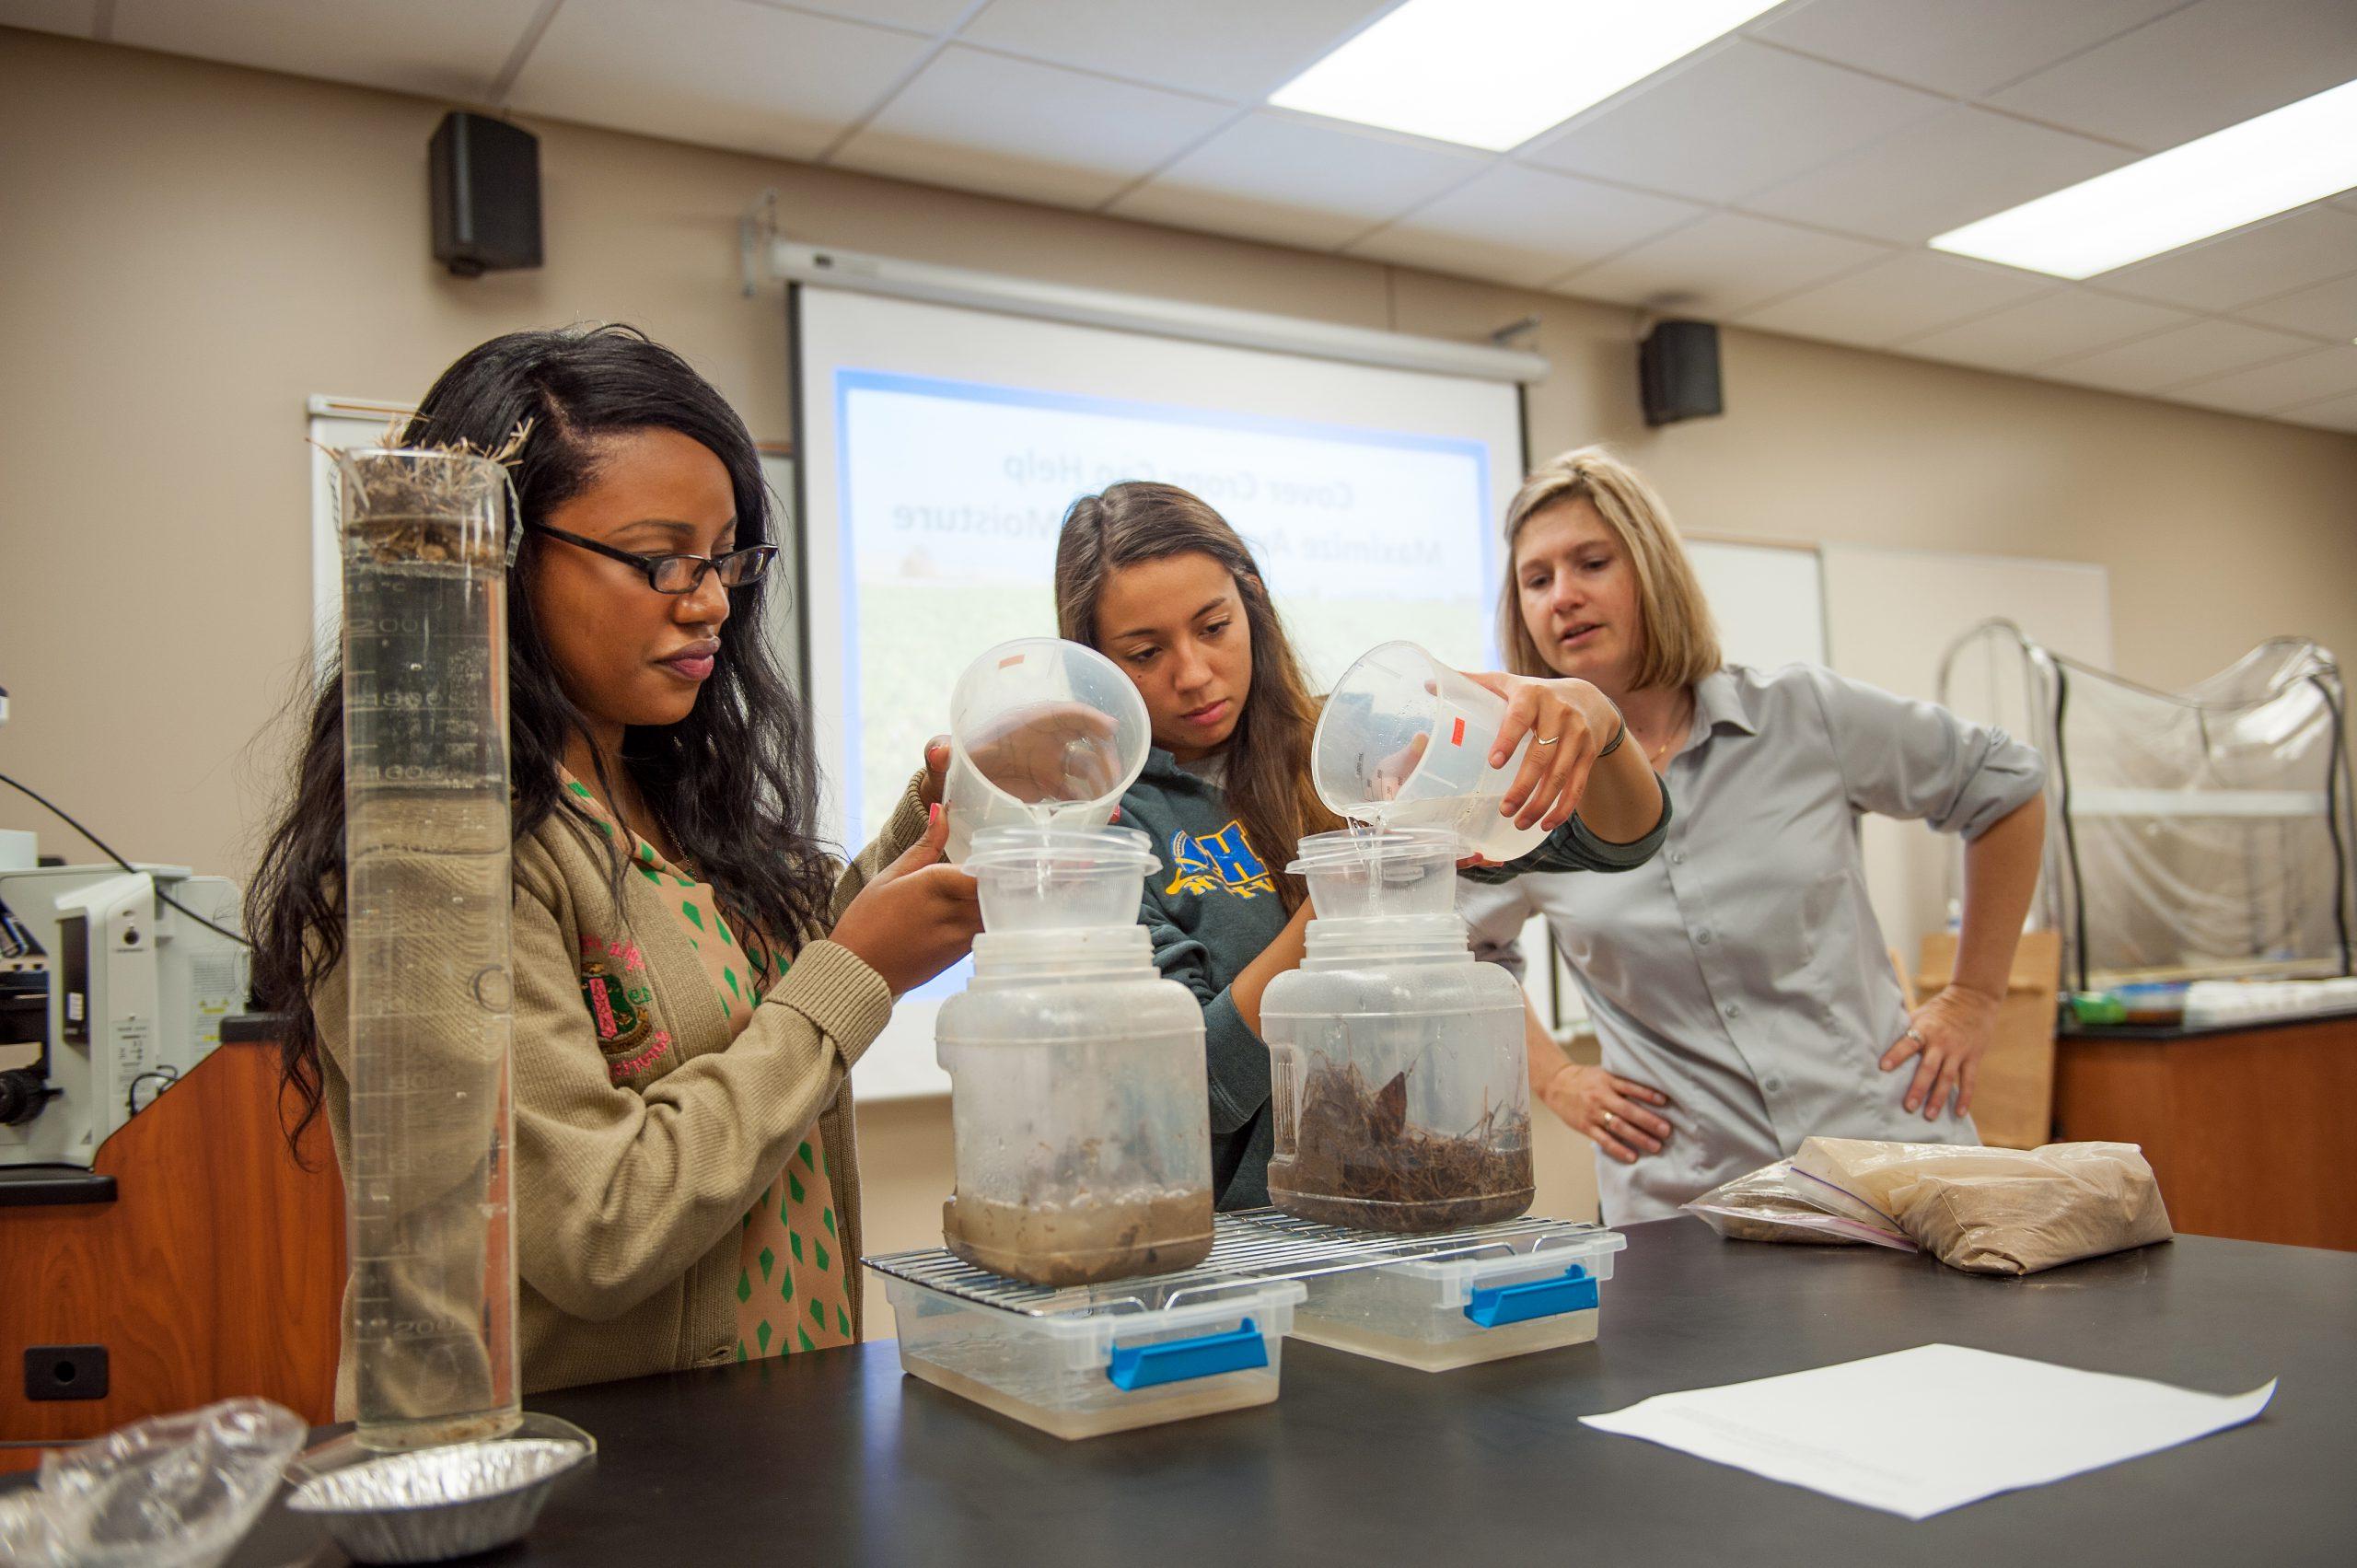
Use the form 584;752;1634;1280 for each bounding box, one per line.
1285;1227;1625;1371
880;1273;1304;1440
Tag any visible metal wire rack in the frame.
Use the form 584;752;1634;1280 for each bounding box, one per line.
864;1208;1614;1319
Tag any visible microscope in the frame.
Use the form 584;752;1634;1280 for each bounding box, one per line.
0;682;249;1170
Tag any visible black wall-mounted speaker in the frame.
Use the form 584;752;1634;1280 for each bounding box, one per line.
1640;319;1723;427
429;111;542;278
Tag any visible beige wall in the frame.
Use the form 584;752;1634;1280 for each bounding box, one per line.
6;32;2354;1321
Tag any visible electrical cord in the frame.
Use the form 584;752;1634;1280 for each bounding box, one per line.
0;770;252;947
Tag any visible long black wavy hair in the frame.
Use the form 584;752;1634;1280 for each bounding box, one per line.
247;324;832;1146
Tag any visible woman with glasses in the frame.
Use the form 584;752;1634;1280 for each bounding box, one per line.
248;325;983;1399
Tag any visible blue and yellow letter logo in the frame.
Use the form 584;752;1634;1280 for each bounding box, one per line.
1166;821;1276;899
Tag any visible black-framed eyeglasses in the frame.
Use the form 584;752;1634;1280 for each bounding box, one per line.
528;523;777;594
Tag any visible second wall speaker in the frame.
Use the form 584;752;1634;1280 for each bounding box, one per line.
429;111;542;278
1640;319;1723;427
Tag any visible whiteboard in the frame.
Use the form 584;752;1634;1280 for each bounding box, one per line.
1822;543;2111;965
1688;538;1828;669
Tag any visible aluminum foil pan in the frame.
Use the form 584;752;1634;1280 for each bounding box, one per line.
285;1437;591;1563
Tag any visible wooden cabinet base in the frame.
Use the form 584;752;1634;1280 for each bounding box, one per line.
2055;1017;2357;1251
0;1040;343;1462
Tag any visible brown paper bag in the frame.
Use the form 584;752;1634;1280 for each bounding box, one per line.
1792;1137;2173;1275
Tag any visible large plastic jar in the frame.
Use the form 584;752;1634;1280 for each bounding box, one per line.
937;828;1215;1285
1260;830;1534;1233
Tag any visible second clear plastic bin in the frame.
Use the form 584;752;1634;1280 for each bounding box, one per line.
881;1274;1303;1440
1284;1228;1626;1371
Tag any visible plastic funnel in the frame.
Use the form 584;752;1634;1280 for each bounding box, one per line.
965;824;1159;934
1289;827;1461;922
1312;641;1549;864
944;638;1152;865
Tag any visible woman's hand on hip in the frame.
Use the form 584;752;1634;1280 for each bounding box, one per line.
1880;984;2000;1120
830;805;982;997
1464;671;1620;831
1538;1062;1674;1165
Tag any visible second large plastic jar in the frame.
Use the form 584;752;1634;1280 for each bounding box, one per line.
1260;830;1535;1233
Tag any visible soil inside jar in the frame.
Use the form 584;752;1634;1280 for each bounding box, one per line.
1269;1059;1534;1234
943;1189;1214;1287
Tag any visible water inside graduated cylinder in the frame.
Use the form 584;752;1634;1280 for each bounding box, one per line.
336;449;520;1449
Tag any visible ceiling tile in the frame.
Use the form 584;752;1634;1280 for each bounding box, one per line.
0;1;99;39
1555;212;1890;316
1736;250;2057;348
1750;0;2184;98
1988;0;2357;151
2235;272;2357;342
832;46;1234;210
1109;112;1485;251
958;0;1388;101
1740;105;2131;245
2168;346;2357;413
2042;319;2321;394
1518;39;1945;205
2096;203;2357;312
112;0;543;100
778;0;976;32
1344;165;1705;289
2281;389;2357;433
509;0;925;163
1897;290;2196;372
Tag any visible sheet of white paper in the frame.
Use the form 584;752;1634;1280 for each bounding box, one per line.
1581;1344;2275;1519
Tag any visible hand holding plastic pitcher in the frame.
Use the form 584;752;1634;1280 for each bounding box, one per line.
1461;670;1625;832
832;806;983;997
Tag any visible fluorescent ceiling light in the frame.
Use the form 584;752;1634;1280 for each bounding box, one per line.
1933;77;2357;279
1268;0;1782;153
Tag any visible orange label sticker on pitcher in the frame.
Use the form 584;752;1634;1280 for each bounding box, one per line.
1450;717;1466;747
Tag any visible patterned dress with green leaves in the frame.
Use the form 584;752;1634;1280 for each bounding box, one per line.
561;774;856;1361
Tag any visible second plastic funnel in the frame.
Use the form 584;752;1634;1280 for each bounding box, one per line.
944;638;1152;865
1312;642;1549;865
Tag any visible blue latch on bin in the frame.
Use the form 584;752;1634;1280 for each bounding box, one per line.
1105;1318;1267;1389
1463;1265;1596;1328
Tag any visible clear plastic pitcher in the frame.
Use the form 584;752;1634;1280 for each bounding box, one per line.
944;638;1152;865
1312;641;1550;865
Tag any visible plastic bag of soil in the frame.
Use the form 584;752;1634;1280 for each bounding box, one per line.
1793;1137;2174;1275
1683;1158;1917;1249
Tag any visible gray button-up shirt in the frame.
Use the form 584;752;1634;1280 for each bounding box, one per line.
1464;663;2047;1225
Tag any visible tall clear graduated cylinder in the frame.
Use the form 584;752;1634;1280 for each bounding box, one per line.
336;448;520;1449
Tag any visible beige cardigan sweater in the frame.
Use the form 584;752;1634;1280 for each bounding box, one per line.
315;777;927;1402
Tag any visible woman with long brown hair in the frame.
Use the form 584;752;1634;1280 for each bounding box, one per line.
1053;482;1668;1209
248;326;982;1400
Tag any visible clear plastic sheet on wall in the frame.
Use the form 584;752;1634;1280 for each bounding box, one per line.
1941;625;2354;992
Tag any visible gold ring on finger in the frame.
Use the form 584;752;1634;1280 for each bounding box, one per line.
1601;1109;1615;1128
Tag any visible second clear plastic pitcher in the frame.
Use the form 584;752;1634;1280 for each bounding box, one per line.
944;638;1152;865
1312;641;1550;865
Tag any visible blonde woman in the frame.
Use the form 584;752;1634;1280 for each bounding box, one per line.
1463;447;2047;1224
